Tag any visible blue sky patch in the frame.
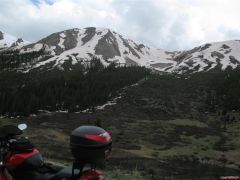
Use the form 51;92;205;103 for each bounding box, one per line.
30;0;54;7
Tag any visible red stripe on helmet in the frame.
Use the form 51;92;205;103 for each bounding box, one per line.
84;132;111;143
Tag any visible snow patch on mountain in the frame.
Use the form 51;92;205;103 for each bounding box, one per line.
164;40;240;73
58;33;66;49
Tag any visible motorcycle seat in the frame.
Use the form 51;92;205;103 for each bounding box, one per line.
35;164;80;180
49;167;80;180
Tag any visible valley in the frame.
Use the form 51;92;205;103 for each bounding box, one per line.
1;71;240;179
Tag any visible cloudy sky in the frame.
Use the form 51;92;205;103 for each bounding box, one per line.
1;0;240;50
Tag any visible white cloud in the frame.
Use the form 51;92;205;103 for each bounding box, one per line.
0;0;240;50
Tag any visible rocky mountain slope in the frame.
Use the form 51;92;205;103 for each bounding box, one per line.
19;27;174;72
164;40;240;74
1;27;240;73
0;30;29;49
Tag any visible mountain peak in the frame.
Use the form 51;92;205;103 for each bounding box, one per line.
0;30;29;49
19;27;173;71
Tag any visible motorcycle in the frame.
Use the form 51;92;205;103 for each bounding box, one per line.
0;123;112;180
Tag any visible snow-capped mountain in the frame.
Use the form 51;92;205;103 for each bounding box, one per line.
163;40;240;74
1;27;240;73
19;27;175;71
0;31;29;49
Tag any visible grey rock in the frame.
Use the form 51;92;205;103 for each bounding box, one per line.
221;44;230;49
17;38;24;43
119;35;140;59
202;59;215;71
174;46;201;62
211;51;225;59
63;29;78;50
38;29;78;55
38;31;62;55
134;43;145;54
224;49;232;54
229;56;240;65
11;38;24;47
125;57;138;66
185;59;195;67
200;43;211;51
95;30;121;60
0;31;3;40
82;27;96;45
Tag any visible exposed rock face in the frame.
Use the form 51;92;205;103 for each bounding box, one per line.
82;27;96;45
221;44;230;49
38;31;65;55
95;30;121;60
125;57;138;66
63;29;78;51
11;38;24;47
118;35;140;59
200;43;212;51
211;51;225;59
135;44;145;53
229;56;240;65
0;31;3;40
17;38;24;43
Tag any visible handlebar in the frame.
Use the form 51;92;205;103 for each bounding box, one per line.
0;124;27;140
0;124;27;161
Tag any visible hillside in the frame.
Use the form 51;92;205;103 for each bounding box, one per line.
1;69;240;178
0;57;149;116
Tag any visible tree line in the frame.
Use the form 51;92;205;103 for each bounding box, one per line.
0;57;149;116
0;49;46;71
203;68;240;112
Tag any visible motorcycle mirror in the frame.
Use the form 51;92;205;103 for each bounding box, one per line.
18;124;27;131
